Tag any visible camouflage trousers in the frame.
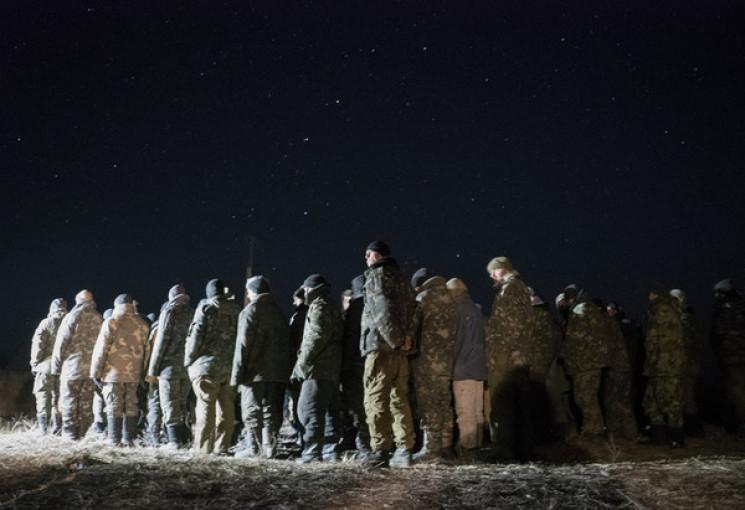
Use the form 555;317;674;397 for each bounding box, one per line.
191;376;235;454
453;379;484;450
413;371;453;451
238;381;285;446
59;377;94;439
146;383;161;434
33;372;60;420
723;364;745;423
363;350;415;452
92;385;106;424
159;377;191;427
643;375;684;428
573;369;604;435
102;382;140;417
603;368;637;439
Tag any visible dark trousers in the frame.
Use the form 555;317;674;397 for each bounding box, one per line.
297;378;339;460
239;381;285;444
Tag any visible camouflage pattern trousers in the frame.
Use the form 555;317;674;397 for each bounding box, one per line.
412;371;453;451
191;376;235;454
603;368;637;439
159;377;191;427
453;379;484;450
363;350;415;452
643;375;684;428
33;372;59;419
102;382;140;417
572;369;604;435
59;377;94;439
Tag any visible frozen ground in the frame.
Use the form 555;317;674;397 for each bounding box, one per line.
1;421;744;509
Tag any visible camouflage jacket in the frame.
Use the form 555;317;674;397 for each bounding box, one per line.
148;294;193;379
231;293;291;385
711;294;745;366
30;302;66;374
485;274;535;374
51;301;102;380
530;304;562;377
361;258;417;356
564;298;610;374
644;295;685;377
292;285;343;382
90;303;150;383
410;276;458;378
602;312;632;374
184;296;241;382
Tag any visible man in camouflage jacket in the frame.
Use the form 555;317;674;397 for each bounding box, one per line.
562;286;610;438
185;278;240;454
91;294;150;446
147;284;194;448
52;289;102;440
409;269;458;462
671;289;704;436
360;241;417;467
231;276;291;459
710;279;745;435
291;274;343;463
485;257;536;460
30;298;68;434
644;287;686;446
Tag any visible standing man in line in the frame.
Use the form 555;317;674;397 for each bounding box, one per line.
52;289;102;440
360;241;417;468
231;276;291;459
147;284;194;449
91;294;150;446
185;278;241;454
30;298;68;434
291;274;343;463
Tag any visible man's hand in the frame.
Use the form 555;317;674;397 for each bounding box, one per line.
145;375;158;385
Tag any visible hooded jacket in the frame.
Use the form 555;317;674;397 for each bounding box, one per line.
90;302;150;383
30;300;67;374
292;285;342;382
52;300;102;380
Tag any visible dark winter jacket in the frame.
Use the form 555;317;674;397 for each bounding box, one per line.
342;296;365;375
230;293;291;385
148;294;194;380
292;285;343;382
184;296;241;382
452;293;487;381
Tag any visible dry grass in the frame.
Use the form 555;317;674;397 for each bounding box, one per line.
1;422;745;509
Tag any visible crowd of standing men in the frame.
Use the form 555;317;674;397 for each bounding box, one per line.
29;241;745;467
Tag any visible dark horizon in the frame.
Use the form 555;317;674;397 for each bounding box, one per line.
2;1;744;369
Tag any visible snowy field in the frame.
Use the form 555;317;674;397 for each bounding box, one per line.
1;422;745;509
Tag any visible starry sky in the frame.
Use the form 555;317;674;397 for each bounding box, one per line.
2;1;744;368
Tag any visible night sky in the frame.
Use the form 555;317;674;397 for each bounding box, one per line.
2;2;744;368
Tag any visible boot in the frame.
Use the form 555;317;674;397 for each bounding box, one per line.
388;448;412;468
121;416;138;447
234;429;259;459
650;424;667;445
361;449;388;468
51;413;63;435
37;415;48;435
93;421;107;439
669;427;685;448
412;431;441;464
178;423;191;448
262;427;275;459
61;420;78;441
107;416;122;447
164;425;180;449
684;414;705;437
